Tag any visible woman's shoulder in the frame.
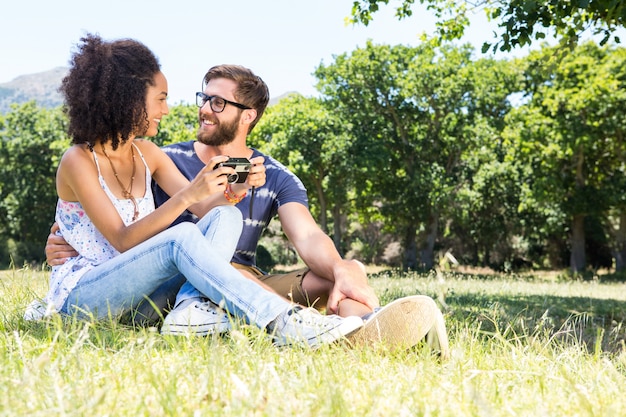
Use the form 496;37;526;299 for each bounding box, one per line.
133;139;176;177
59;144;94;167
133;139;166;161
56;144;100;201
133;138;160;152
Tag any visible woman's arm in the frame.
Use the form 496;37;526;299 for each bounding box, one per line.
49;144;265;259
58;142;231;253
153;151;266;219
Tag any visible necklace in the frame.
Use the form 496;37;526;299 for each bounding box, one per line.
101;143;139;222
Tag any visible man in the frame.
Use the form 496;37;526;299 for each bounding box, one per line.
47;64;448;356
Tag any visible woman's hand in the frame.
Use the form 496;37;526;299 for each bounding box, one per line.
184;155;234;203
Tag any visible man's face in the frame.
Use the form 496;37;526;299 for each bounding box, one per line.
196;78;243;147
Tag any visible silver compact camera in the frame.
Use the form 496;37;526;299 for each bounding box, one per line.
214;157;251;184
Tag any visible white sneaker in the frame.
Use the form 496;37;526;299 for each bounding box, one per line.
161;300;231;336
24;299;54;321
271;306;364;348
348;295;440;352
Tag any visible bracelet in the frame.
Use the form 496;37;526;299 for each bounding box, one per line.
224;184;247;204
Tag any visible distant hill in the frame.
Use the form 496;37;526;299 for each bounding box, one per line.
269;91;299;106
0;68;300;114
0;67;67;114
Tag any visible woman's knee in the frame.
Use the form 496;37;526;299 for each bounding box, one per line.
198;205;243;234
166;222;200;243
215;205;243;225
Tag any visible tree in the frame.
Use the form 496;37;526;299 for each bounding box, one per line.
447;121;525;269
0;102;67;266
315;41;517;269
503;43;626;273
349;0;625;52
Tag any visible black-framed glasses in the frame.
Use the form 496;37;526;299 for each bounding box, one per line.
195;92;251;113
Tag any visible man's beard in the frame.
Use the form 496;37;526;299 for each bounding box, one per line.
196;116;239;147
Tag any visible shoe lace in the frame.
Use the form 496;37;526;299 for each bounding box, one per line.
287;306;332;329
195;302;220;316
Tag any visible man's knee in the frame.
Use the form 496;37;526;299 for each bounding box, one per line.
301;271;332;306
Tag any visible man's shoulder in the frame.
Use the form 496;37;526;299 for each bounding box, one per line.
251;149;307;194
162;141;194;150
252;149;291;173
161;141;195;159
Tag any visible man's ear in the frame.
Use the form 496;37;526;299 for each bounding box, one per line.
241;108;257;126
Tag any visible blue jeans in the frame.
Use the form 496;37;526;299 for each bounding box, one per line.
122;207;239;324
62;206;287;328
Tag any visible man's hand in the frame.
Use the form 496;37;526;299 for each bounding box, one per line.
278;202;380;314
231;155;266;196
326;260;379;314
245;156;266;189
45;223;77;266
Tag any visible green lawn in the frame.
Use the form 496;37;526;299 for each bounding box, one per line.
1;267;625;416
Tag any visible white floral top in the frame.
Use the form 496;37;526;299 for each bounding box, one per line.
45;144;155;312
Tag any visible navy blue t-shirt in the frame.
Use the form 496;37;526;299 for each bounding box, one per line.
153;141;308;268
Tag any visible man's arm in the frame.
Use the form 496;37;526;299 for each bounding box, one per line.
277;202;379;313
45;223;77;266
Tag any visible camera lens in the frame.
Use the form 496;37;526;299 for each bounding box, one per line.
227;173;239;183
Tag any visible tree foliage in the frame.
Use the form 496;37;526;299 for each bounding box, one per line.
315;41;520;269
503;42;626;272
0;102;67;266
153;103;198;147
349;0;626;52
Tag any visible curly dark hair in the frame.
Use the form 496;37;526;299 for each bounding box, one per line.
202;64;269;133
60;33;161;150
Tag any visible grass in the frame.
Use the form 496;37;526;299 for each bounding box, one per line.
1;266;625;416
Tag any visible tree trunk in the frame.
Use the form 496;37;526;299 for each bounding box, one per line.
614;211;626;271
419;214;438;270
570;147;586;273
570;214;586;273
332;204;343;256
312;178;327;233
403;224;418;270
482;247;490;267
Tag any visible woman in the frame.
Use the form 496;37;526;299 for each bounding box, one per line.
35;33;363;348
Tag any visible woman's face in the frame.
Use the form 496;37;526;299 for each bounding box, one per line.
142;71;169;137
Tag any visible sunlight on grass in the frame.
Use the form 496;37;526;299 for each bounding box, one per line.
1;267;624;416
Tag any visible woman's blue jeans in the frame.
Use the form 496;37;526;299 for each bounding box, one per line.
61;206;286;328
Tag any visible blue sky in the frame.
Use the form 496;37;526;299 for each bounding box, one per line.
2;0;524;104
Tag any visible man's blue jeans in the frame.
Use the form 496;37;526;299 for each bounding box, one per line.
61;206;286;329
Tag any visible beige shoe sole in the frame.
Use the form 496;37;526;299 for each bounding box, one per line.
348;295;438;351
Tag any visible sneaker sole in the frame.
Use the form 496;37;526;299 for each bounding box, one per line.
347;295;438;351
307;315;364;348
160;322;231;337
274;315;364;348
